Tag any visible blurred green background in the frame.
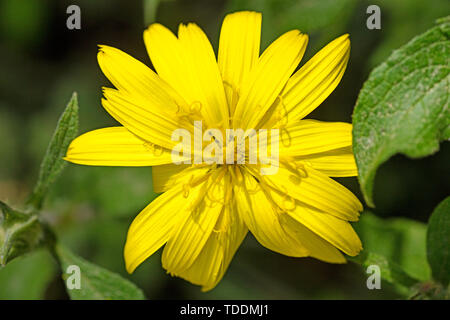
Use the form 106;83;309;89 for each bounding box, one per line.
0;0;449;299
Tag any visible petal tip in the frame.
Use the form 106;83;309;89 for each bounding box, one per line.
124;247;138;274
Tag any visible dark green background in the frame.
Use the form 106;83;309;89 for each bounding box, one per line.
0;0;448;299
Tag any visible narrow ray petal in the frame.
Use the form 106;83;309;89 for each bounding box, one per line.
169;201;248;291
124;185;190;273
279;213;346;263
279;120;352;156
177;23;229;128
101;88;190;149
260;165;362;221
268;188;362;256
97;45;185;112
162;169;226;273
144;23;228;128
294;147;357;177
234;169;309;257
232;30;308;130
265;34;350;127
65;127;176;166
152;164;190;193
218;11;261;115
234;169;346;262
152;164;212;193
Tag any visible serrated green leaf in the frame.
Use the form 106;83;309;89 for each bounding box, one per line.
427;196;450;286
352;17;450;207
55;245;145;300
27;92;79;210
354;211;431;281
0;201;50;266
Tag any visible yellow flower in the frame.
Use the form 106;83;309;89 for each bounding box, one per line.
65;11;363;291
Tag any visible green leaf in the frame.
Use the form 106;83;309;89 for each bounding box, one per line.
427;196;450;286
0;249;56;299
55;244;145;300
0;201;51;266
27;92;79;210
354;211;431;281
352;17;450;206
350;251;420;291
350;212;431;294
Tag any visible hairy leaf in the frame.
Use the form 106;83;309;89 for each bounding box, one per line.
56;245;145;300
352;17;450;206
27;92;79;210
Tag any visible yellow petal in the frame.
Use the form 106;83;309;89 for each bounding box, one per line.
295;147;357;177
152;164;212;193
169;202;248;291
97;45;184;113
234;169;309;257
218;11;261;115
162;169;226;273
101;88;189;150
260;164;362;221
270;189;362;256
234;169;345;263
279;213;346;263
144;23;229;128
152;164;190;193
124;184;190;273
143;24;189;100
279;120;352;156
232;30;308;130
266;34;350;127
289;206;362;256
64;127;175;166
177;23;229;128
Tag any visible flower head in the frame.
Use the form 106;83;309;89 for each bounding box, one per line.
65;11;362;291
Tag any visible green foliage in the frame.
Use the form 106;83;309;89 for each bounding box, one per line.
427;197;450;286
354;212;430;281
27;92;79;210
353;208;450;298
56;245;145;300
0;249;56;299
351;212;428;293
0;201;51;266
0;92;148;299
352;17;450;206
350;251;419;292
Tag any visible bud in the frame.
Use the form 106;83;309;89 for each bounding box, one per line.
0;201;51;266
